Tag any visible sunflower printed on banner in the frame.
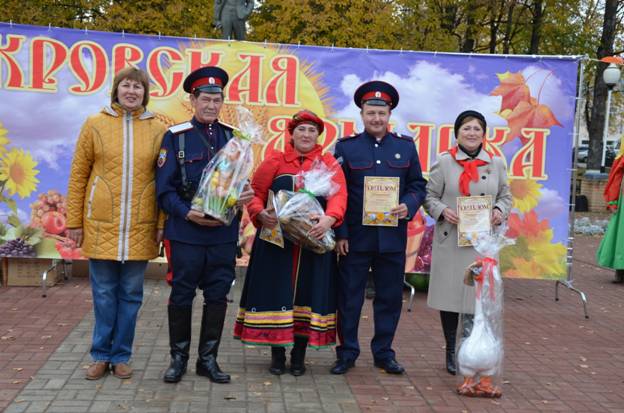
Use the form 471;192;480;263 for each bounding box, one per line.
0;121;45;258
0;124;9;155
0;148;40;199
509;179;542;213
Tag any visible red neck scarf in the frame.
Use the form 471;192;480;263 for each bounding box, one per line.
449;146;491;196
474;257;497;300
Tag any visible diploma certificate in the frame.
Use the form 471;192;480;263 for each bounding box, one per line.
362;176;400;227
457;195;492;247
259;190;285;248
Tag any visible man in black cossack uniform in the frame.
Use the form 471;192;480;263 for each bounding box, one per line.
156;66;253;384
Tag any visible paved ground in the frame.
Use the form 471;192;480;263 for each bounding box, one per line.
1;234;624;412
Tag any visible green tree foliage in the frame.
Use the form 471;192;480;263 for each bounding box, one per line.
248;0;402;48
586;0;622;169
0;0;220;39
395;0;601;55
395;1;462;51
90;0;220;39
0;0;108;28
0;0;618;57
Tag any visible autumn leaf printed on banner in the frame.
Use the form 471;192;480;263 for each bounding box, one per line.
491;70;562;142
490;68;568;279
502;211;566;279
503;100;562;141
506;211;551;243
490;71;531;112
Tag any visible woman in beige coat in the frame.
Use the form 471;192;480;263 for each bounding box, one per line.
424;110;512;375
66;67;167;381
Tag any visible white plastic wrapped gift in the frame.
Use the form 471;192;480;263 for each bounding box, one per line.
456;225;514;398
274;159;339;254
191;107;264;224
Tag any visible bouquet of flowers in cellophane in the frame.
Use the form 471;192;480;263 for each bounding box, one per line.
191;107;263;224
274;159;339;254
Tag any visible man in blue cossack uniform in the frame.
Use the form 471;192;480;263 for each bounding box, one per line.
331;81;427;375
156;66;253;384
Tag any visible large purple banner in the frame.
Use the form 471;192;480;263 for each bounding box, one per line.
0;23;579;279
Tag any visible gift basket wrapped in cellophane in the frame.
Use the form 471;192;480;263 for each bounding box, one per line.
273;159;339;254
456;225;514;398
191;106;264;224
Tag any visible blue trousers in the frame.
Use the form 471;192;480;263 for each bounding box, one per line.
168;241;237;307
89;259;147;364
336;251;405;362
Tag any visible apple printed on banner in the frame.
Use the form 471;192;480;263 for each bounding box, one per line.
41;211;66;235
29;189;83;259
55;238;83;259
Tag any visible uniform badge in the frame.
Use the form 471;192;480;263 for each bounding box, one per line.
208;77;215;84
395;153;401;159
335;156;344;165
157;148;167;168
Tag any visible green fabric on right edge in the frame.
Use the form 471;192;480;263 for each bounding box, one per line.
596;199;624;269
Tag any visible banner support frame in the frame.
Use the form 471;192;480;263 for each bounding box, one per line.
556;56;589;319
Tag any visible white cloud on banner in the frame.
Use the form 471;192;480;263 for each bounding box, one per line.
534;187;566;218
335;61;503;135
522;65;575;124
334;61;573;139
0;207;29;224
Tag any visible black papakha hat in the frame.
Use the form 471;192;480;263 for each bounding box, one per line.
353;80;399;110
454;110;487;137
183;66;229;94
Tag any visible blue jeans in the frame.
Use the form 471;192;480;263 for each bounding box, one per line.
89;259;147;364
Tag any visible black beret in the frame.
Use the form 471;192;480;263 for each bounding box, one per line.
454;110;487;137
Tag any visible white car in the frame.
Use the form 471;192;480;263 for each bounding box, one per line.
576;146;589;163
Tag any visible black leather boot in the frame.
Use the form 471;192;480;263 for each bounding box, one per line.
290;336;308;376
196;302;230;383
445;338;457;375
163;305;192;383
269;347;286;375
440;311;458;375
615;269;624;284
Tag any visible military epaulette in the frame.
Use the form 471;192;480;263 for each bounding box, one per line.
338;132;360;142
168;122;193;134
392;132;414;142
217;120;239;131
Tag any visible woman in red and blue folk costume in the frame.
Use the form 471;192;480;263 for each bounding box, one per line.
234;110;347;376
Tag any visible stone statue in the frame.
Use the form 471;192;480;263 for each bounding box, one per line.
214;0;255;41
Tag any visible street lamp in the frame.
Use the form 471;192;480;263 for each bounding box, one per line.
601;63;621;169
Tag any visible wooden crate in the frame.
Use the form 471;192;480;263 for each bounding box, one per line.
6;258;60;287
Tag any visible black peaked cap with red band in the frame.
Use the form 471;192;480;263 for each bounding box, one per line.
353;80;399;110
183;66;229;94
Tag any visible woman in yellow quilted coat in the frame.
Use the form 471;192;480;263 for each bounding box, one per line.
66;67;167;381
